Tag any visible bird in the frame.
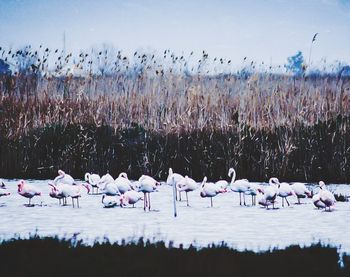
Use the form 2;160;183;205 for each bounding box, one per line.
176;175;198;206
228;168;250;206
98;173;114;191
278;182;295;207
84;173;101;194
54;170;76;186
200;177;226;207
120;190;143;207
55;183;90;208
244;183;262;206
258;177;279;209
312;192;326;209
0;180;10;197
318;181;336;211
17;180;41;206
103;181;121;196
166;168;185;201
138;175;160;211
48;182;65;205
114;172;134;194
290;182;312;204
101;194;120;208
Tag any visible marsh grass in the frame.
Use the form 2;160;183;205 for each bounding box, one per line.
0;46;350;181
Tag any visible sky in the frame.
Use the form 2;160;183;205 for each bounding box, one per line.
0;0;350;66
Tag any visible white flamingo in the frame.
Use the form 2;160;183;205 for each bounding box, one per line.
0;180;10;197
48;182;65;205
120;190;143;207
229;168;250;206
102;194;120;208
200;177;226;207
166;168;185;201
114;172;134;194
54;170;76;186
318;181;336;211
258;177;279;209
312;193;326;209
104;182;121;196
278;182;295;207
138;175;160;211
57;183;90;208
17;180;41;206
290;182;312;204
176;175;198;206
98;173;114;191
244;183;261;206
85;173;101;194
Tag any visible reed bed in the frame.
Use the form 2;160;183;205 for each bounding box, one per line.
0;46;350;181
0;235;348;277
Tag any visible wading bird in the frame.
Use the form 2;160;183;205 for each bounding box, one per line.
138;175;160;211
258;178;279;209
54;170;76;186
17;180;41;206
278;182;294;207
318;181;336;211
85;173;101;194
176;175;198;206
166;168;185;201
0;180;10;197
120;190;143;207
229;168;250;206
102;194;120;208
114;173;134;194
200;177;226;207
290;182;312;204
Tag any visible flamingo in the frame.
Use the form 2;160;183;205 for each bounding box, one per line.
200;177;226;207
228;168;250;206
17;180;41;206
176;175;198;206
114;172;134;194
244;183;261;206
103;181;120;196
120;190;143;207
318;181;336;211
138;175;160;211
258;177;279;209
290;182;312;204
102;194;120;208
0;180;10;197
98;173;114;191
312;193;326;209
54;170;76;186
48;183;65;205
166;168;185;201
85;173;101;194
278;182;295;207
57;183;90;208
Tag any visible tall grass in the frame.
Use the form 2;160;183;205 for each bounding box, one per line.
0;46;350;181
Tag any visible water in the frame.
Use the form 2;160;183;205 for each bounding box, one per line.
0;179;349;254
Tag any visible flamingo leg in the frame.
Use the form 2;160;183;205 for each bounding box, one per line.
179;191;182;201
143;193;146;211
286;197;290;206
282;198;284;207
186;192;189;207
210;197;213;208
239;193;242;206
243;194;246;206
77;198;79;208
251;195;253;206
149;193;151;211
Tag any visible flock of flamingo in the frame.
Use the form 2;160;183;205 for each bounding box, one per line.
0;168;337;212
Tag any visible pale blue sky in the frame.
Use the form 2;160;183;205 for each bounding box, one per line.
0;0;349;65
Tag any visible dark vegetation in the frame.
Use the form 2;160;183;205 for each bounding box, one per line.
1;45;350;181
0;236;349;277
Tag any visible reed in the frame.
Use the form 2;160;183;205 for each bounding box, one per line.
0;46;350;181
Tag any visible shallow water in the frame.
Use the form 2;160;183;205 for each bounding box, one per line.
0;179;349;253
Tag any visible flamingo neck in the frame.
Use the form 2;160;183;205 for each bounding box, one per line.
230;170;236;185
